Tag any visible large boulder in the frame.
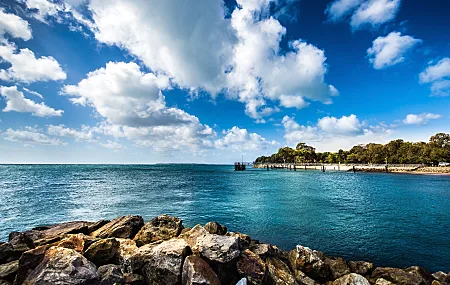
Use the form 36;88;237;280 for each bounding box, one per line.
23;221;94;246
133;239;191;285
91;216;144;239
371;267;428;285
404;266;433;285
123;273;145;285
133;215;183;247
182;255;220;285
204;222;227;235
54;234;87;253
266;257;298;285
115;238;138;270
0;243;17;264
98;264;124;285
250;244;276;260
432;272;448;283
0;261;18;282
332;273;370;285
22;246;99;285
348;261;374;276
8;233;35;253
325;257;350;280
289;245;329;281
375;278;395;285
180;225;208;249
84;238;120;266
196;234;240;264
236;249;266;285
14;245;51;285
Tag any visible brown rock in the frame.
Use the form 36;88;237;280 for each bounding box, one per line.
8;233;35;253
55;234;86;253
348;261;374;276
332;273;370;285
266;257;298;285
84;238;120;266
115;238;138;269
133;215;183;247
250;244;276;259
87;220;110;234
22;246;99;285
98;264;124;285
180;225;208;248
228;232;252;251
0;261;18;282
91;216;144;239
15;244;50;285
371;267;427;285
289;245;329;281
123;273;145;285
375;278;395;285
25;221;93;246
404;266;433;285
293;270;317;285
204;222;227;235
182;255;220;285
325;257;350;280
236;249;266;285
432;272;448;283
0;243;17;264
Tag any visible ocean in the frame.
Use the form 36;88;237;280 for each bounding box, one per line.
1;164;449;272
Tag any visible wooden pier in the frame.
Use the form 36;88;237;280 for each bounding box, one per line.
234;162;246;171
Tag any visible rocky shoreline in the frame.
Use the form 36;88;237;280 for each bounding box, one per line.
0;215;449;285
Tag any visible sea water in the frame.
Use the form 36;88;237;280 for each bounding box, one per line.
0;164;449;272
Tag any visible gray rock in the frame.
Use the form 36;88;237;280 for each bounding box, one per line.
325;257;350;280
236;249;266;285
432;272;448;283
98;264;124;285
15;244;51;285
22;246;99;285
404;266;433;285
196;234;240;264
91;216;144;239
289;245;328;281
266;257;298;285
236;278;247;285
123;273;145;285
115;238;137;270
0;280;12;285
133;215;183;247
179;225;209;249
0;243;17;264
249;243;276;259
84;238;120;266
375;278;395;285
0;260;18;282
371;267;428;285
204;222;227;235
182;255;220;285
332;273;370;285
348;261;374;276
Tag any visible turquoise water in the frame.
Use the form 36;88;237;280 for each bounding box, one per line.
1;164;449;272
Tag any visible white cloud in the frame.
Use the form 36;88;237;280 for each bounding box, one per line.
0;85;63;117
403;113;441;125
0;43;67;83
282;116;320;145
47;125;96;141
100;140;125;150
367;32;421;69
3;127;64;145
214;126;278;151
0;9;32;41
317;114;363;135
326;0;401;30
23;87;43;99
419;58;450;97
87;0;336;119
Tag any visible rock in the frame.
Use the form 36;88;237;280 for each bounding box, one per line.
250;243;276;259
431;281;446;285
375;278;395;285
293;270;317;285
236;249;266;285
55;234;86;253
91;216;144;239
180;225;209;248
0;243;16;264
404;266;433;284
133;215;183;247
182;255;220;285
84;238;120;266
371;267;427;285
229;232;252;251
204;222;227;235
432;272;448;283
0;261;18;282
22;246;99;285
134;239;191;285
332;273;370;285
98;264;124;285
15;245;51;285
325;257;350;280
87;220;110;234
266;257;298;285
115;238;138;270
123;273;145;285
237;278;248;285
0;280;12;285
348;261;374;276
289;245;329;281
24;221;93;246
181;228;192;235
196;234;240;264
8;233;35;253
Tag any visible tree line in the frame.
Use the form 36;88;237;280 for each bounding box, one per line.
254;133;450;166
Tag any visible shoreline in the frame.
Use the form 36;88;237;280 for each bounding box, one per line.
1;215;449;285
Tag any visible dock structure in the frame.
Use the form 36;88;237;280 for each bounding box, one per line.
234;162;246;171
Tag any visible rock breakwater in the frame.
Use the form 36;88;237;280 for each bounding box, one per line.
0;214;448;285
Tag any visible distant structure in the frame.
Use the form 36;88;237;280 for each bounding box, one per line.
235;155;246;171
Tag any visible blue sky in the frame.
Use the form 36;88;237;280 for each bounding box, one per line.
0;0;449;163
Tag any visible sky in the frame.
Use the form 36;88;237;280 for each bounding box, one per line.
0;0;449;164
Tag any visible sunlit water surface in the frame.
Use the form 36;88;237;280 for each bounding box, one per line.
1;164;449;272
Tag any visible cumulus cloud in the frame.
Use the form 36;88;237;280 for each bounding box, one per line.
47;125;96;141
403;113;441;125
0;85;63;117
214;126;278;151
326;0;401;30
0;43;67;83
3;127;64;145
100;140;125;150
23;87;44;99
0;9;32;41
317;114;363;135
367;32;421;69
419;58;450;97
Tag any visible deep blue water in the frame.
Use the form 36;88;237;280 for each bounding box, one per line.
1;164;449;272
